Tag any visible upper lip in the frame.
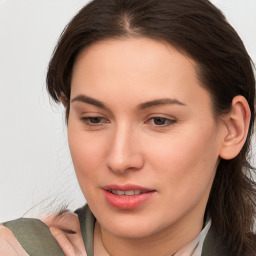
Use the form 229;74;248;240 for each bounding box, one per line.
103;184;155;192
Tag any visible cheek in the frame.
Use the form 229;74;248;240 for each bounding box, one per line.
68;132;107;208
147;124;220;196
69;139;104;170
142;128;219;225
67;124;107;190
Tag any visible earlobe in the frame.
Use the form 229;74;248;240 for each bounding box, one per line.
219;96;251;160
60;93;68;108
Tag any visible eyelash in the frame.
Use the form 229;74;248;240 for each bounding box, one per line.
80;116;176;128
80;116;108;126
146;117;176;127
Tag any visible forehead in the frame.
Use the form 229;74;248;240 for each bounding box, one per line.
71;38;211;110
73;37;196;80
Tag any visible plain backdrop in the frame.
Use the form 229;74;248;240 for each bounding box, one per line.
0;0;256;222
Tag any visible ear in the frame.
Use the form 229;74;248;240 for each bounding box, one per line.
60;93;68;108
219;95;251;160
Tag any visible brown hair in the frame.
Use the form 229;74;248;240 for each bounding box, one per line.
46;0;256;254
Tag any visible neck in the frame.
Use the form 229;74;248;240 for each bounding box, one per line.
94;212;204;256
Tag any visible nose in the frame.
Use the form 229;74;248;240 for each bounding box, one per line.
106;125;144;175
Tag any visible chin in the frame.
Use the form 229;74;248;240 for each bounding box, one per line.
107;224;156;239
98;212;168;239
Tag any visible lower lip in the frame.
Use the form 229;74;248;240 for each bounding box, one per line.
104;190;155;209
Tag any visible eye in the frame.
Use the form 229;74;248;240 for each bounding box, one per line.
147;117;176;126
80;116;108;126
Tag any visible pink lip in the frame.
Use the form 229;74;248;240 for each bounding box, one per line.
103;184;154;191
103;184;156;210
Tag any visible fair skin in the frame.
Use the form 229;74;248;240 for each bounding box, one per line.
0;37;250;256
65;37;249;256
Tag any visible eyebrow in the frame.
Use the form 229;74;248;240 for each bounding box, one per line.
138;98;186;110
71;94;109;110
71;94;186;110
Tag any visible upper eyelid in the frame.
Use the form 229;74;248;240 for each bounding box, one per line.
80;110;106;116
148;117;175;121
80;114;176;120
81;116;108;121
145;113;177;120
78;108;114;119
147;117;176;124
72;102;113;117
80;117;175;129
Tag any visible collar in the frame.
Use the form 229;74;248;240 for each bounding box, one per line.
174;218;212;256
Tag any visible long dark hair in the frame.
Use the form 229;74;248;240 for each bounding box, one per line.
46;0;256;255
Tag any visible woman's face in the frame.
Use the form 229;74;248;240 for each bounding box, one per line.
68;38;226;239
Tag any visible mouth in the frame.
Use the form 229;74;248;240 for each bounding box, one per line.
103;184;156;209
108;189;149;196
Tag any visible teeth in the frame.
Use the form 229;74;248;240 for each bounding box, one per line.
116;190;125;195
110;190;146;196
125;190;135;196
134;190;141;195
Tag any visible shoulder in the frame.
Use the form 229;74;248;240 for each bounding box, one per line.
202;225;229;256
0;224;28;255
2;218;65;255
0;205;94;256
203;225;256;256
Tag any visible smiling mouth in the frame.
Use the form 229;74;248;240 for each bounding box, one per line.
104;189;156;209
108;190;149;196
103;184;156;209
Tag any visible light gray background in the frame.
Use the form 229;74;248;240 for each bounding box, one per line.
0;0;255;222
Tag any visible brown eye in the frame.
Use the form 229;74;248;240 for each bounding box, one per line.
153;117;167;125
147;117;176;127
88;117;103;123
80;116;108;126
